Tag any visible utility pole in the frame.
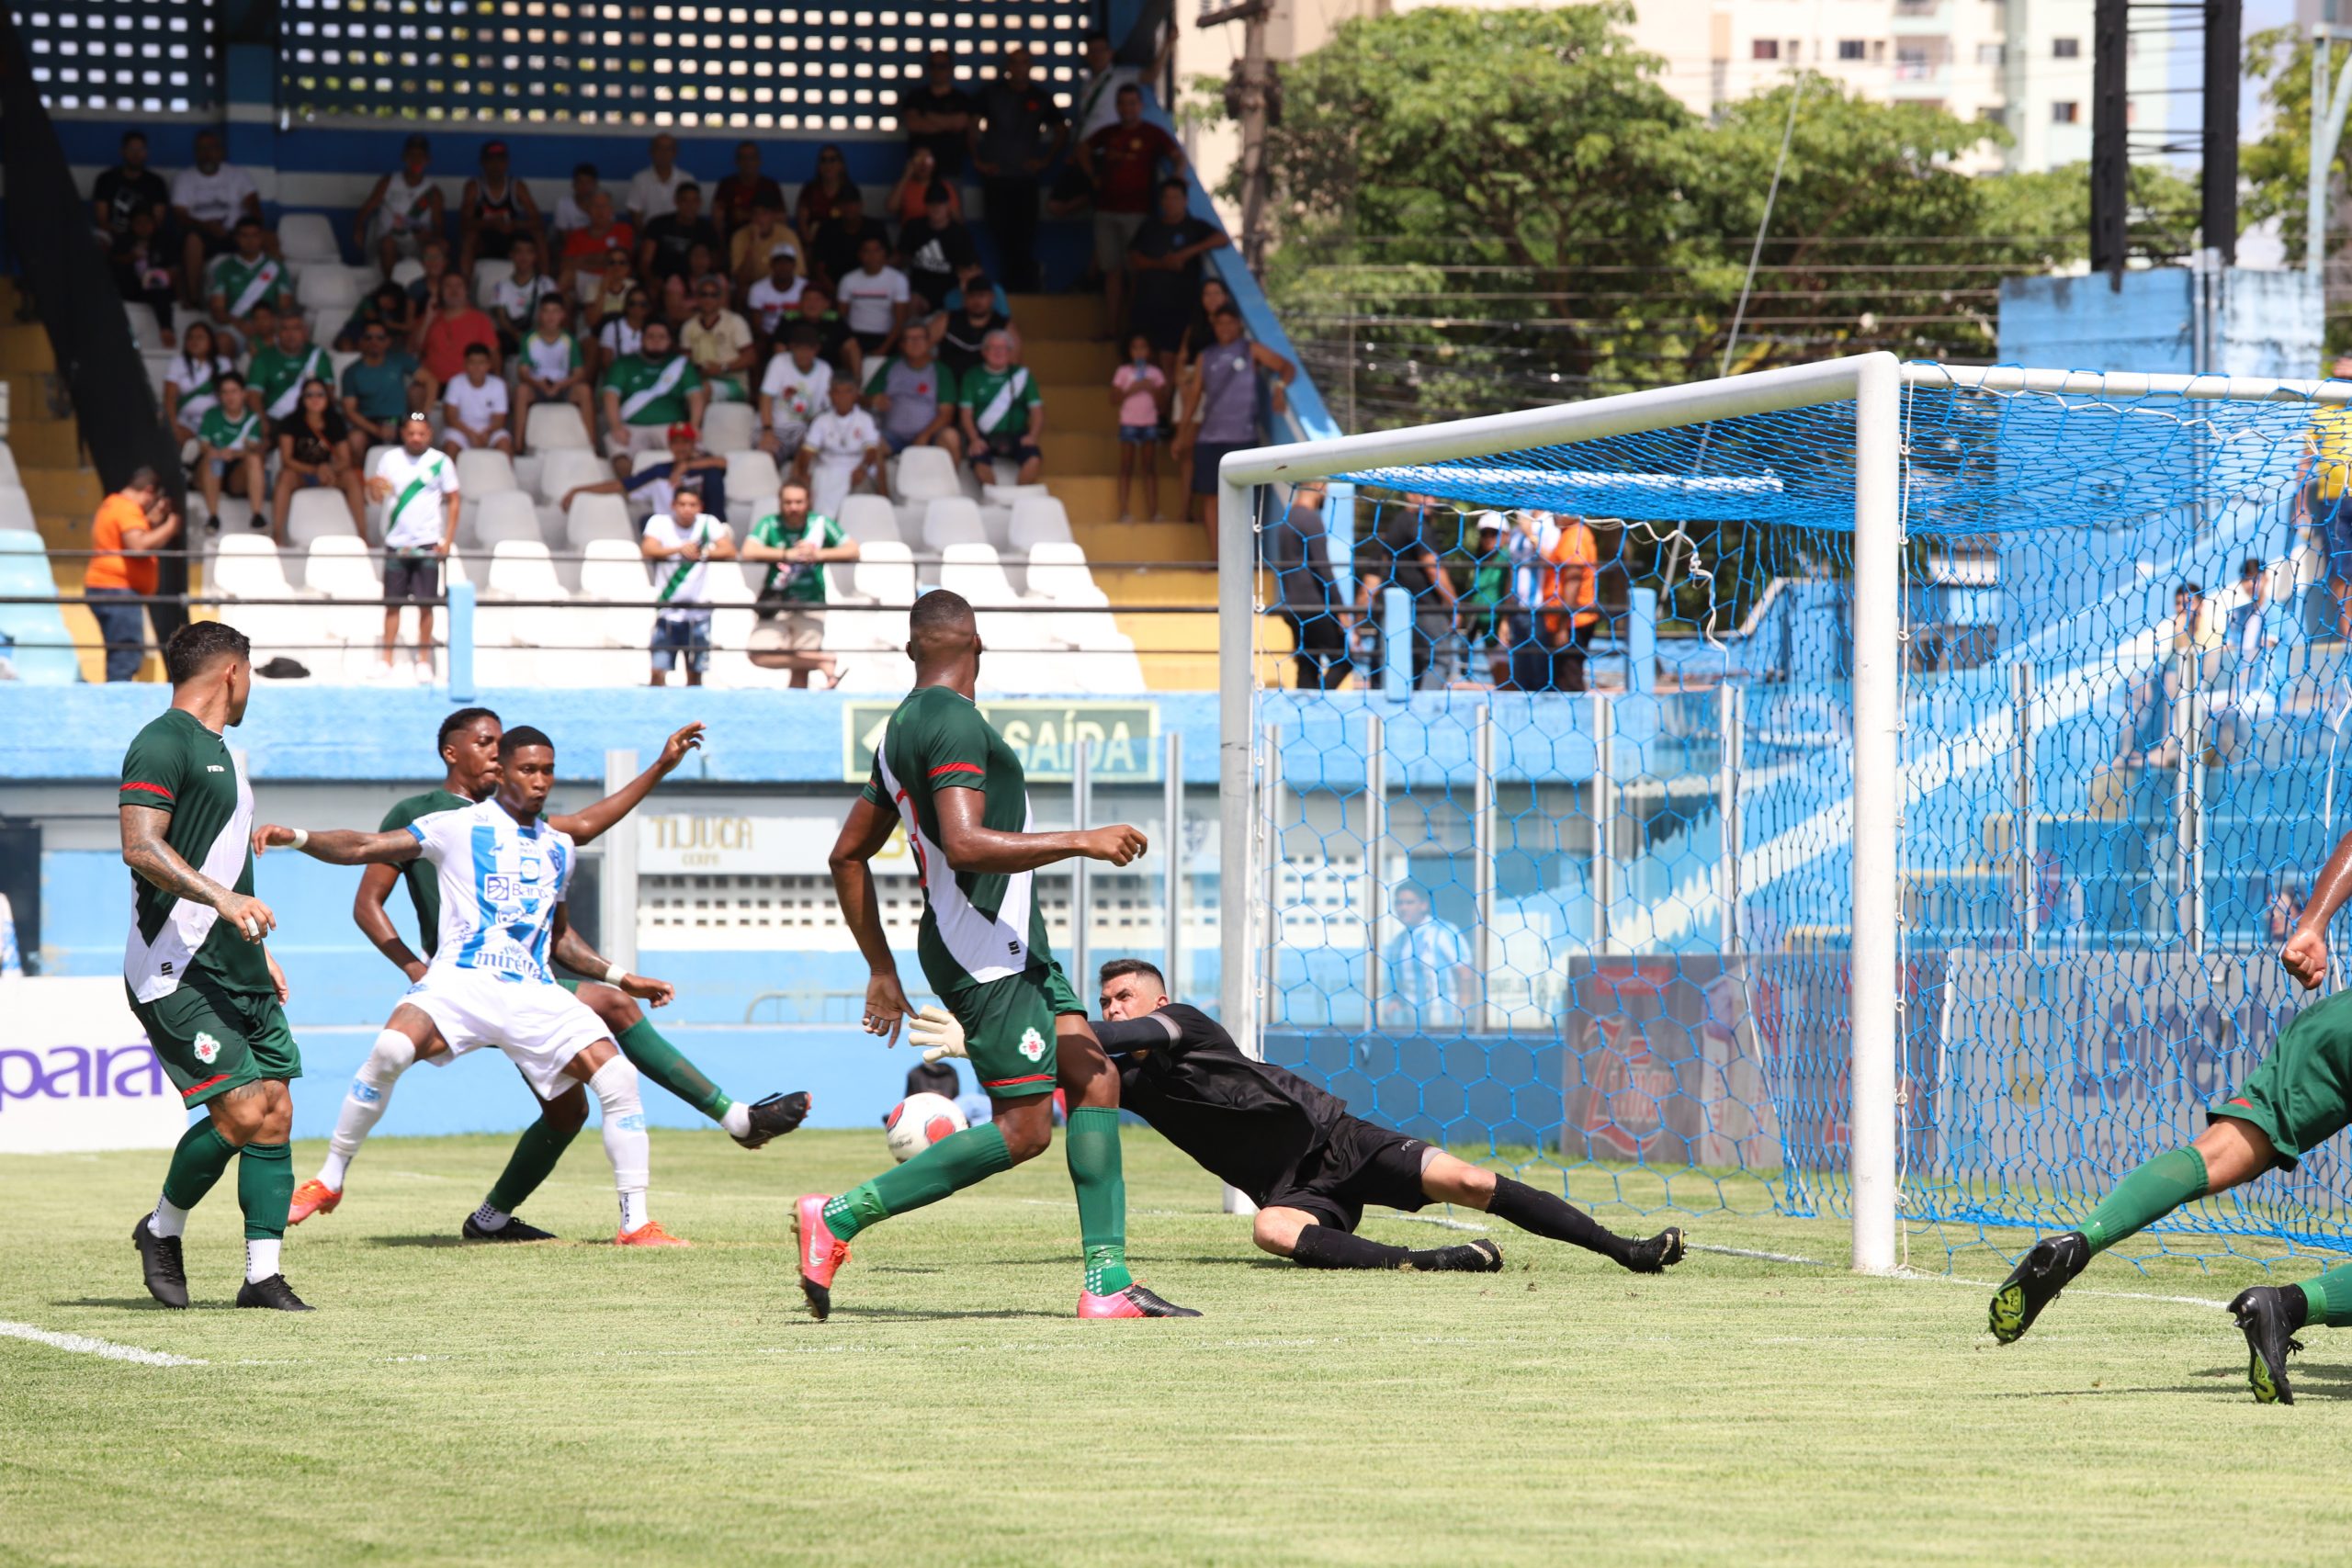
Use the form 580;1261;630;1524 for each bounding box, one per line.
1199;0;1273;271
2090;0;2128;280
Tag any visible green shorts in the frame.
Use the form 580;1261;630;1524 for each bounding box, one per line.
941;960;1083;1100
128;976;301;1109
2210;986;2352;1169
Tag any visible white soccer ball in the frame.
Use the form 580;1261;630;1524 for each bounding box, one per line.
885;1091;968;1163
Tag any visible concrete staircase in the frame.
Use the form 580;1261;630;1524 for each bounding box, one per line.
0;279;129;682
1010;292;1225;689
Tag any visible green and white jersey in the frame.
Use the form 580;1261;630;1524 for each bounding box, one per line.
603;351;702;428
858;686;1052;991
208;251;287;318
746;509;842;604
197;404;263;454
248;342;333;421
958;364;1039;437
380;787;473;959
118;708;273;1002
524;330;582;384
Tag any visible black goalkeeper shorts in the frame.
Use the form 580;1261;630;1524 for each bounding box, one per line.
1263;1115;1432;1234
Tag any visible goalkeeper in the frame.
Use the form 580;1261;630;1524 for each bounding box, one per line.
1990;826;2352;1404
910;958;1686;1275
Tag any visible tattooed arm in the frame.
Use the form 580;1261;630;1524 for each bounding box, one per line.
119;804;277;942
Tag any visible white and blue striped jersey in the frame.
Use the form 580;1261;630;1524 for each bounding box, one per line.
406;797;576;983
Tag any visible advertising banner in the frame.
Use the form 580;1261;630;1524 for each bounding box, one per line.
0;976;185;1154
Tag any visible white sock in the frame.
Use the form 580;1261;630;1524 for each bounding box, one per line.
719;1101;751;1139
245;1237;280;1282
589;1055;651;1232
471;1201;510;1231
150;1195;189;1239
320;1030;418;1190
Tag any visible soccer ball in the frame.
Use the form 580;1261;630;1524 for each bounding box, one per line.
885;1091;968;1163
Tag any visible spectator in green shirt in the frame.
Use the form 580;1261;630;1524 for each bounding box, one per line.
741;479;861;688
195;371;268;526
600;317;707;474
339;321;431;455
1460;512;1514;685
957;329;1044;487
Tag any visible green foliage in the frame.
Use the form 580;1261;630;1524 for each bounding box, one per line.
1226;6;2199;428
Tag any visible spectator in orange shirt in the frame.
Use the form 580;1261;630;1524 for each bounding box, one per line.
85;468;181;682
1514;513;1601;693
413;271;501;394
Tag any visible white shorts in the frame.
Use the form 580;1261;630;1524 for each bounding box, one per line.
403;966;612;1100
439;426;513;452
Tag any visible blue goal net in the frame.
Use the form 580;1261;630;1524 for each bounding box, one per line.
1246;367;2352;1271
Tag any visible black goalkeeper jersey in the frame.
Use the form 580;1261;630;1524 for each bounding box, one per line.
1095;1004;1354;1206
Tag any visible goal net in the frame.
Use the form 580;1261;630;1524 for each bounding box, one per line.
1215;355;2352;1273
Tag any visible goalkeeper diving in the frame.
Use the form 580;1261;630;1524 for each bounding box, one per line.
910;959;1687;1274
1989;825;2352;1404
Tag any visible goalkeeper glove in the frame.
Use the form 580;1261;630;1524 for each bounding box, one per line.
907;1003;967;1064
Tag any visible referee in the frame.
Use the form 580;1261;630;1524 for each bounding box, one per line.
915;958;1686;1275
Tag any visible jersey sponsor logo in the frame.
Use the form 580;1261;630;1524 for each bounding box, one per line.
191;1031;221;1066
484;874;519;902
207;764;225;773
0;1043;168;1113
160;962;174;976
1017;1026;1046;1063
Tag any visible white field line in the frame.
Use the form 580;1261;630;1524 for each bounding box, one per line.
1901;1268;2230;1313
1690;1243;1828;1265
0;1320;205;1367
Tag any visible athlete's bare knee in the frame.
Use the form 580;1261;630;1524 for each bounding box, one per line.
1254;1208;1309;1257
207;1080;271;1145
543;1083;590;1134
1055;1021;1118;1110
581;983;643;1033
561;1037;619;1086
995;1099;1053;1164
255;1080;294;1143
2192;1117;2278;1190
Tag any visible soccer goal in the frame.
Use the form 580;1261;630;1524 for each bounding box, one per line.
1216;354;2352;1275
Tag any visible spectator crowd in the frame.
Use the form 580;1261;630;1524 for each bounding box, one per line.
86;33;1320;680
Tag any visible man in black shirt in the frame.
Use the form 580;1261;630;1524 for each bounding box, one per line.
933;266;1011;377
639;181;721;319
1268;479;1351;691
970;45;1069;292
900;186;981;313
808;189;894;297
900;50;978;178
913;959;1687;1275
93;130;171;243
1357;495;1460;689
1129;178;1229;386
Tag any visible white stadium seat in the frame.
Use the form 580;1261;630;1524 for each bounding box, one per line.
472;259;515;308
1024;542;1109;608
566;493;638;551
537;447;611;504
700;401;759;455
287;488;362;551
921;496;987;551
296;266;363;312
121;302;164;352
457;447;520;498
723;450;782;527
896;445;961;503
278;213;342;265
836;494;900;547
469;491;544;549
304;535;382;601
1007;495;1074;550
525;402;593;452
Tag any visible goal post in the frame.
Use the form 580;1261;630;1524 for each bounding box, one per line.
1215;353;2352;1276
1216;352;1905;1271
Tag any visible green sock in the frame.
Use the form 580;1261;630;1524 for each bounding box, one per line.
484;1114;582;1214
2080;1146;2209;1255
161;1121;240;1211
236;1141;293;1240
1065;1107;1132;1296
616;1017;732;1122
2297;1264;2352;1328
822;1122;1012;1241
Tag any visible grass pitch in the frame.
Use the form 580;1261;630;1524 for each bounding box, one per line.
5;1130;2351;1566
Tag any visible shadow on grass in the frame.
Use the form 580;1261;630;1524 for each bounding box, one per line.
1982;1363;2352;1401
54;1297;205;1312
831;1305;1066;1322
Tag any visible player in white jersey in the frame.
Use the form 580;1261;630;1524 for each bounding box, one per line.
257;725;690;1247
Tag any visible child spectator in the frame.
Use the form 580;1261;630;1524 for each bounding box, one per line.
195;371;268;526
438;343;512;454
758;325;834;459
1111;333;1166;521
514;295;594;449
797;375;885;518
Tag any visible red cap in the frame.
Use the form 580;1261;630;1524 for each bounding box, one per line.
667;423;698;444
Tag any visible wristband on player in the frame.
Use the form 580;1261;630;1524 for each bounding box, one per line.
288;829;310;851
605;962;628;984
